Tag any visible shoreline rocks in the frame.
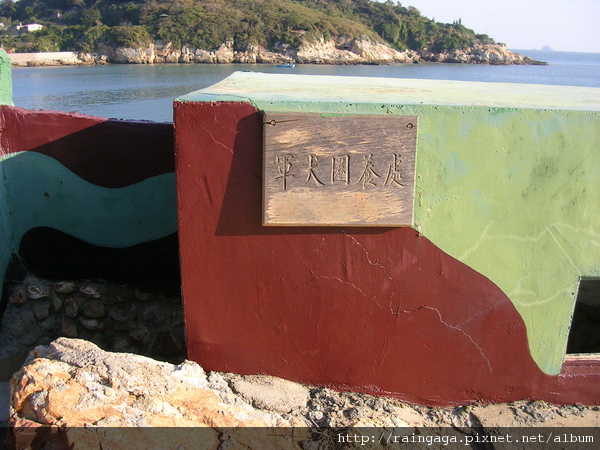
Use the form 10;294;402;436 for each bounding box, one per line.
0;275;186;381
7;338;600;449
7;38;547;67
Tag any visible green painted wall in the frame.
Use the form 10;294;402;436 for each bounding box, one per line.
0;49;12;106
179;72;600;374
0;49;13;306
413;106;600;375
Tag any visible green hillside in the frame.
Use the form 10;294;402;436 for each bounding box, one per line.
0;0;498;54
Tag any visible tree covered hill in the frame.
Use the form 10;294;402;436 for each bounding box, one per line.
0;0;500;55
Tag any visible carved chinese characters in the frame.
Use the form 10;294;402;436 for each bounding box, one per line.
263;113;417;226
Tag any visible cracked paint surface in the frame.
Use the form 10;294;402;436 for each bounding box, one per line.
175;99;600;405
413;107;600;375
178;72;600;376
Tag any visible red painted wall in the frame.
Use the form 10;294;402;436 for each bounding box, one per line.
0;106;174;187
175;101;600;406
0;105;179;289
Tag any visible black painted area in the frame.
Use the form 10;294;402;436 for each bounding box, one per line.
567;279;600;354
16;227;181;296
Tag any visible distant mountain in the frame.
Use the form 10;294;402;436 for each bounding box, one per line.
0;0;501;55
540;46;555;52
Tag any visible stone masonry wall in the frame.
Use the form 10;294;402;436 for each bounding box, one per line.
0;275;185;380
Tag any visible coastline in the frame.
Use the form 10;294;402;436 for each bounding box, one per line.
7;40;547;67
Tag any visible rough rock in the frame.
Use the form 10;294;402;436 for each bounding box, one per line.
193;49;216;64
349;39;418;63
225;374;310;414
9;39;545;67
78;317;106;332
79;283;102;299
421;43;546;65
215;42;235;64
10;338;600;430
97;43;155;64
9;339;305;448
296;38;362;64
9;339;600;450
32;301;51;321
8;286;26;305
25;279;50;300
0;276;186;382
53;282;76;294
80;299;106;319
108;301;136;322
60;317;78;338
64;296;79;318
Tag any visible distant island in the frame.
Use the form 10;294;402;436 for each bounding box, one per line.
540;46;555;52
0;0;547;66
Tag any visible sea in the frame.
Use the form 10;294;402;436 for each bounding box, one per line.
10;49;600;123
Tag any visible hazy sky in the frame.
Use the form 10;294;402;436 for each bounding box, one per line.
391;0;600;53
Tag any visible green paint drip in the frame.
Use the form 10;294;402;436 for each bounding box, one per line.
182;72;600;374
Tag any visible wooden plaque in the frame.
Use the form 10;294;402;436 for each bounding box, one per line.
263;113;418;226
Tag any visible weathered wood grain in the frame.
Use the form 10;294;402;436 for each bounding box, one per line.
263;113;417;226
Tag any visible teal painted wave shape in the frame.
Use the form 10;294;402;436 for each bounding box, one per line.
1;151;177;296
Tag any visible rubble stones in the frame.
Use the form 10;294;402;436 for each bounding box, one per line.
134;288;153;301
130;326;151;347
78;283;102;299
53;281;75;294
64;297;79;318
80;299;105;319
149;329;183;357
0;275;186;380
170;308;184;327
103;286;135;304
78;317;105;332
142;303;163;326
51;294;63;312
108;302;136;322
32;300;51;321
60;317;77;338
10;338;598;450
8;286;26;305
26;285;50;300
38;316;57;334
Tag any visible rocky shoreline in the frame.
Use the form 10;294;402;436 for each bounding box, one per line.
8;38;547;67
6;338;600;449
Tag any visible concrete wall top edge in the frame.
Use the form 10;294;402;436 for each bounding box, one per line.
176;72;600;113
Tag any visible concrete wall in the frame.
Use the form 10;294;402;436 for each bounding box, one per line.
0;82;178;309
7;52;82;66
0;49;13;302
414;105;600;375
175;72;600;405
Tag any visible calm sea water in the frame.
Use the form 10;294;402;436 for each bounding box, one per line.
11;49;600;123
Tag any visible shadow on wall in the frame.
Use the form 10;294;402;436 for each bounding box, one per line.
0;105;180;313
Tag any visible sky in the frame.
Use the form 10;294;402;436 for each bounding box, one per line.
387;0;600;53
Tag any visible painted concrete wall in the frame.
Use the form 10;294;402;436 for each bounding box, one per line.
0;49;13;304
0;50;12;106
176;72;600;405
0;106;178;303
414;106;600;375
